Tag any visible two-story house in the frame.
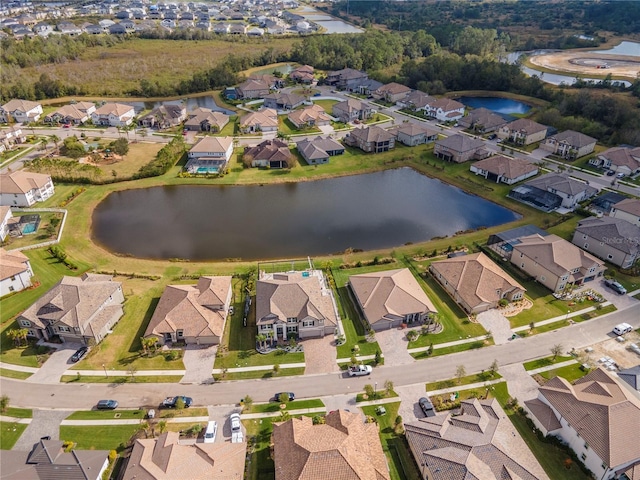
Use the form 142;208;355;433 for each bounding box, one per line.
497;118;548;145
541;130;597;160
511;233;604;293
572;216;640;269
90;103;135;127
611;198;640;227
387;123;438;147
343;125;395;153
374;82;412;103
325;68;369;91
589;146;640;176
235;78;270;99
434;134;488;163
512;173;597;210
137;104;186;129
331;99;373;124
0;171;54;207
0;247;33;297
0;99;43;123
185;136;234;173
425;98;465;122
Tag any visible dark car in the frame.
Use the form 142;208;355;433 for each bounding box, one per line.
162;396;193;408
273;392;295;402
487;133;497;140
70;346;88;363
96;399;118;410
604;278;627;295
606;170;615;176
419;397;436;417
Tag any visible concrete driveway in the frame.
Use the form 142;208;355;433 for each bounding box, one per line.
396;383;428;423
375;329;415;366
477;310;513;345
206;404;243;443
13;409;73;450
180;345;217;385
27;343;83;385
303;337;338;375
588;281;639;310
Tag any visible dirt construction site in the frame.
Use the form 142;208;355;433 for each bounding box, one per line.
528;51;639;81
582;330;640;371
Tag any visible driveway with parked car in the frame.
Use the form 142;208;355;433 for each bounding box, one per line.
26;343;85;384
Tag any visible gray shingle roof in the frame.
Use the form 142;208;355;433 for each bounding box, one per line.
575;217;640;255
435;134;485;153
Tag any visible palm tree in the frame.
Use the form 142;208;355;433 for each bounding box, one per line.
256;334;266;350
7;328;28;347
49;135;60;155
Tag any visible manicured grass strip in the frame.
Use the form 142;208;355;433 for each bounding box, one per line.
0;368;32;380
411;339;489;359
1;422;28;450
215;367;306;381
355;391;398;403
523;356;573;371
66;410;146;421
61;375;184;384
360;403;422;480
159;407;209;419
60;425;138;451
244;399;324;414
425;371;502;392
3;407;33;418
535;364;589;383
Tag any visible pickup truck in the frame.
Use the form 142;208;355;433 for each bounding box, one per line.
348;365;372;377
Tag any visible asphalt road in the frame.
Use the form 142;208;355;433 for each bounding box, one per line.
2;303;637;410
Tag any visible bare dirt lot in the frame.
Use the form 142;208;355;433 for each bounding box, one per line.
528;51;639;81
582;331;640;370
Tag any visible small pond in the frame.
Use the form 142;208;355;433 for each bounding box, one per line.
92;168;519;261
457;97;531;115
589;41;640;57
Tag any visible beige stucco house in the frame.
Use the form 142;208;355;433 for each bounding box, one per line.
0;248;33;297
497;118;547;145
611;198;640;227
541;130;596;160
344;125;395;153
0;171;54;207
470;155;539;185
434;134;488;163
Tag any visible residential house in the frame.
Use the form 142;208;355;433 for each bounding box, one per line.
0;247;33;297
17;273;124;344
145;276;232;345
235;78;270;99
272;410;390;480
429;252;525;314
510;173;597;210
618;366;640;392
290;64;314;83
183;108;230;132
1;439;109;480
589;191;627;215
0;126;26;152
497;118;548;145
90;103;135;127
525;368;640;480
486;224;550;259
398;90;435;111
230;23;247;34
213;21;230;33
541;130;597;160
344;126;395;153
0;206;10;241
44;102;96;125
611;198;640;227
138;104;186;129
239;108;278;134
572;216;640;269
387;123;438;146
57;22;83;35
407;398;548;480
510;233;604;293
287;104;331;129
250;74;284;90
263;92;305;111
185;136;234;173
0;171;54;207
332;99;373;124
33;21;53;36
589;146;640;176
122;432;246;480
349;268;436;331
470;154;539;185
256;270;338;342
425;98;465;122
0;99;43;123
244;139;292;168
247;27;264;36
296;136;344;165
457;107;507;133
374;82;412;103
325;68;370;91
434;134;489;163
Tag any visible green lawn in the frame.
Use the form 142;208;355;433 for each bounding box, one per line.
360;403;422;480
60;425;138;451
215;367;306;381
355;390;399;403
66;410;146;421
278;117;320;136
244;399;324;414
312;99;338;111
244;417;277;480
535;363;589;383
0;368;32;380
523;355;574;371
1;422;28;449
425;371;502;392
411;339;490;359
4;407;33;418
61;375;184;384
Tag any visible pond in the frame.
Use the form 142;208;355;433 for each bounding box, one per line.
299;8;363;34
590;41;640;57
92;168;519;261
457;96;531;115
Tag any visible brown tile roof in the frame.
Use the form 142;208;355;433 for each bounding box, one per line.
405;399;546;480
349;268;436;327
549;130;596;148
429;98;464;111
237;78;270;93
403;91;435;109
435;134;484;153
123;432;246;480
0;247;30;281
471;155;538;180
145;276;231;339
272;410;390;480
46;104;90;121
523;398;562;432
256;271;337;328
504;118;547;135
264;92;305;107
613;198;640;217
349;125;394;143
93;102;135;117
1;99;41;113
575;217;640;256
287;105;330;126
525;173;597;197
430;252;525;311
387;123;438;138
189;136;233;154
536;368;640;468
597;147;640;171
0;171;51;194
296;136;344;161
332;98;371;115
461;107;507;130
244;139;292;163
184;109;229;129
241;108;278;129
512;234;602;277
376;82;411;96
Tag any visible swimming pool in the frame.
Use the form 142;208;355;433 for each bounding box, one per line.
22;224;37;234
197;167;219;174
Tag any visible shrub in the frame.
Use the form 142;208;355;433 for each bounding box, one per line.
108;450;117;462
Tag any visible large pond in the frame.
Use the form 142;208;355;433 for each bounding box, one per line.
92;168;519;261
298;6;363;34
590;41;640;56
457;96;531;115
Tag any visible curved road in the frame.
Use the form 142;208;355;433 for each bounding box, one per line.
2;304;638;410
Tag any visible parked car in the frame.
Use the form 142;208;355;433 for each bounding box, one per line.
348;364;372;377
96;399;118;410
273;392;295;402
606;170;615;176
612;323;633;336
418;397;436;417
70;346;88;363
62;124;71;129
616;172;626;179
487;133;497;140
203;420;218;443
162;396;193;408
230;413;241;432
604;278;627;295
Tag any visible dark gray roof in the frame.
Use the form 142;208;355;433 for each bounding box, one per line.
591;192;627;213
575;217;640;255
526;173;597;197
618;366;640;391
487;224;549;246
435;134;484;153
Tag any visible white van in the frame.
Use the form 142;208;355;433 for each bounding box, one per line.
612;323;633;336
203;421;217;443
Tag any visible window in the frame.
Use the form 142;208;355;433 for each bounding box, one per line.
10;276;15;281
302;320;314;327
286;325;297;333
581;453;587;461
607;254;613;260
601;462;608;470
540;276;546;282
287;317;297;324
521;263;525;268
58;326;70;333
177;330;184;338
520;252;523;258
20;320;30;327
583;235;587;239
9;286;14;292
584;244;589;249
584;442;589;450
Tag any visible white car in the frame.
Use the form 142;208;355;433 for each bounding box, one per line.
204;420;218;443
348;364;373;377
230;413;243;443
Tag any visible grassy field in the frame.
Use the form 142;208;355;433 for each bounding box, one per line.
244;416;277;480
535;363;589;382
215;367;306;381
60;425;138;451
523;355;574;371
412;339;490;359
1;422;28;450
0;368;33;380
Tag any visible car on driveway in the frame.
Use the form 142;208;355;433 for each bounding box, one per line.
604;278;627;295
606;170;615;176
230;413;244;443
70;346;88;363
96;399;118;410
204;420;218;443
162;396;193;408
419;397;436;417
273;392;295;402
